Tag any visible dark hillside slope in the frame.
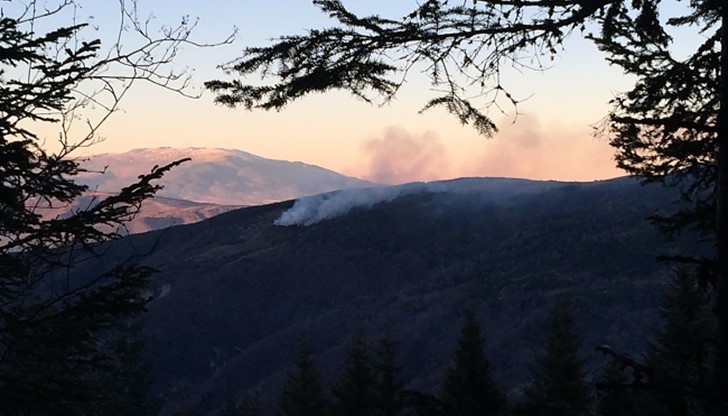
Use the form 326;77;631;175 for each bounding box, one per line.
91;177;703;414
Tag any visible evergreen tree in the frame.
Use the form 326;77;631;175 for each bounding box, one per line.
95;319;159;416
588;7;728;400
521;300;591;416
0;3;223;414
441;308;504;416
331;330;375;416
595;360;639;416
279;338;328;416
373;332;405;416
595;269;719;416
640;269;717;416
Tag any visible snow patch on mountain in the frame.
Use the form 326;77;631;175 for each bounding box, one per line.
78;147;373;206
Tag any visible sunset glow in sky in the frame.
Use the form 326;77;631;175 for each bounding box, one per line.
9;0;677;184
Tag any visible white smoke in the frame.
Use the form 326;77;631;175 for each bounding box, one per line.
274;183;432;226
273;177;568;226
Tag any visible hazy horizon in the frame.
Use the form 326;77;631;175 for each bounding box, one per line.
3;0;654;184
78;144;627;187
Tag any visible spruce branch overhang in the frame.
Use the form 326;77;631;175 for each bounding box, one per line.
207;0;618;136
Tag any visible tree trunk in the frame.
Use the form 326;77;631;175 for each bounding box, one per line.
715;5;728;407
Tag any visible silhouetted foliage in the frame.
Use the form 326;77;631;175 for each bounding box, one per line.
441;308;504;416
403;390;448;416
92;319;159;416
595;360;639;416
0;1;229;414
224;392;262;416
596;269;720;416
241;394;263;416
520;300;591;416
207;0;626;136
372;332;405;416
278;338;328;416
640;269;717;415
645;270;717;415
590;1;718;240
332;331;376;416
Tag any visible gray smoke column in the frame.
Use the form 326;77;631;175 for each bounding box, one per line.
274;183;431;226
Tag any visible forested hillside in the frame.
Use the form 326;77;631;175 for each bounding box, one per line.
78;177;704;415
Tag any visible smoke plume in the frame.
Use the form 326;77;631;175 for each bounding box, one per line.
359;127;450;184
461;115;621;180
274;183;431;226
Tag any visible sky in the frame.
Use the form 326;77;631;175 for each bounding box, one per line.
7;0;685;184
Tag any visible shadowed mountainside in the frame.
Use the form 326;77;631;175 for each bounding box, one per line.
81;176;704;415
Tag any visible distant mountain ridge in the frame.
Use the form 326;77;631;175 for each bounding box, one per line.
35;192;239;235
78;147;374;206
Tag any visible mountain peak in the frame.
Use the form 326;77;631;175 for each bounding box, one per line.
78;147;374;206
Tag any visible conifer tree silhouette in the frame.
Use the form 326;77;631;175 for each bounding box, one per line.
521;300;591;416
441;308;504;416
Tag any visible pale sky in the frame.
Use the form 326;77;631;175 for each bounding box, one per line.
10;0;687;184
